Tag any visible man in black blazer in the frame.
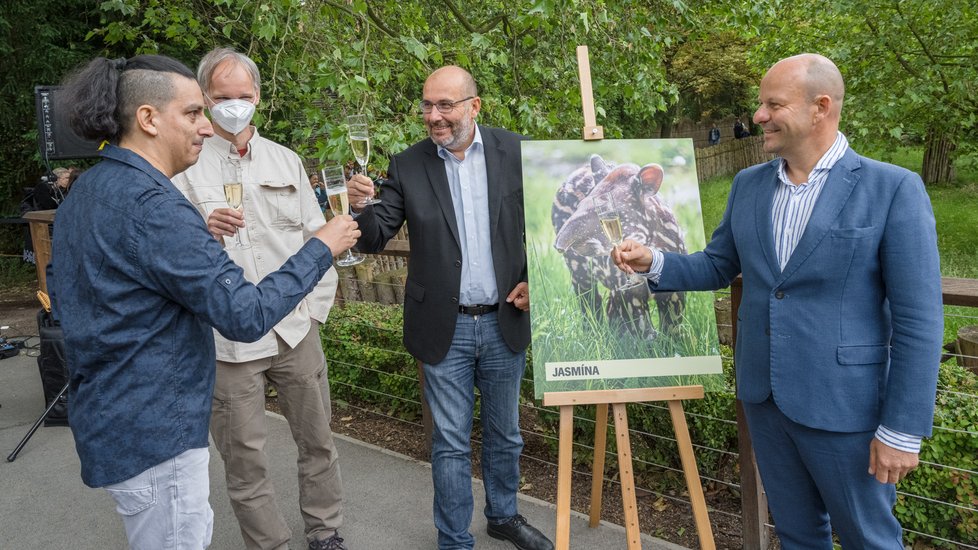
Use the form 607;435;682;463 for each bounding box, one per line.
347;66;552;550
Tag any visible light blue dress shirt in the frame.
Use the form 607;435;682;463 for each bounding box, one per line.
437;125;499;306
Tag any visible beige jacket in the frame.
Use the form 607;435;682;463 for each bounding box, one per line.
172;129;338;362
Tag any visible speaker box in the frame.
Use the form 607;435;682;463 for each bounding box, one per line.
36;309;69;427
35;85;101;161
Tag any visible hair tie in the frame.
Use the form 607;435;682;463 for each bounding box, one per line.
113;57;128;71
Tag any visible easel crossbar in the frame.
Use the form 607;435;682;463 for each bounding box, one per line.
543;386;704;407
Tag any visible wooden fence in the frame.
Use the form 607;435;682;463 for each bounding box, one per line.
695;135;774;182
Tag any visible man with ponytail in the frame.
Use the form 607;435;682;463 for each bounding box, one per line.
48;54;360;549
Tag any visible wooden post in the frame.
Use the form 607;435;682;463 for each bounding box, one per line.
555;405;574;550
669;399;716;550
730;277;770;549
957;325;978;374
576;46;604;142
589;403;609;527
612;403;642;549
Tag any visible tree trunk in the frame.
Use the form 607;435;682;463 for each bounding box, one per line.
921;129;956;184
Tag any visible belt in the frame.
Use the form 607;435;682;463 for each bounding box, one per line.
458;303;499;315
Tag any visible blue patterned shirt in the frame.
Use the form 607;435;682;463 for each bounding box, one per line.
49;145;334;486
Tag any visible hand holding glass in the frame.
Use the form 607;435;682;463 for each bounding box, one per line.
595;194;644;291
322;166;365;267
222;159;247;249
346;114;380;206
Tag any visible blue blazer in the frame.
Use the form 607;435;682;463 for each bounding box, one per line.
656;149;943;436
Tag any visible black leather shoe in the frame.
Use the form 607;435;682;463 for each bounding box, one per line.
487;515;554;550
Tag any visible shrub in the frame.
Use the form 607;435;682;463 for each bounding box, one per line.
897;362;978;546
321;301;421;421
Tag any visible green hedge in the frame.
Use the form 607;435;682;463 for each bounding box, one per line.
321;301;421;421
321;300;977;546
898;363;978;546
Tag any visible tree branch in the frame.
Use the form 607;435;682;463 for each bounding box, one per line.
438;0;509;34
863;16;919;79
892;0;950;94
318;0;397;39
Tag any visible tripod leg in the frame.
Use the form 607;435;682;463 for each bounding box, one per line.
7;382;69;462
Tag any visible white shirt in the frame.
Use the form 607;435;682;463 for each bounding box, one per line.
172;128;337;362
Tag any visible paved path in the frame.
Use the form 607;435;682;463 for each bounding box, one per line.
0;350;684;549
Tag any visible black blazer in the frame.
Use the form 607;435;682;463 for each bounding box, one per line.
355;125;530;364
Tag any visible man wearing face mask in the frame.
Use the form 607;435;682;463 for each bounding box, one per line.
172;48;347;550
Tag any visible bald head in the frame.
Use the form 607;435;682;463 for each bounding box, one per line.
754;53;847;174
422;65;481;154
425;65;478;97
771;53;845;115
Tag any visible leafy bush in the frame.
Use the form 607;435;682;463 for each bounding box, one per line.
321;301;421;421
897;363;978;546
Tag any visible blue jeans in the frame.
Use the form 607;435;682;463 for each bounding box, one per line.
423;312;526;550
104;447;213;549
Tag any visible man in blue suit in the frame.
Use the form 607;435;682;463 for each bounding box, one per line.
613;53;943;548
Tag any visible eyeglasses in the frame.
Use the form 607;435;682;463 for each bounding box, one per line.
418;96;475;114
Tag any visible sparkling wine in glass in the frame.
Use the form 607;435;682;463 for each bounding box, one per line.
346;114;380;206
222;159;248;249
595;194;644;291
322;165;365;267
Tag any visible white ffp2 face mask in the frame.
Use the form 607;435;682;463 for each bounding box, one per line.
210;99;256;135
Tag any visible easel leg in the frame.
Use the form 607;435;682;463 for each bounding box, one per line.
555;405;574;550
612;403;642;550
668;400;716;550
589;403;609;528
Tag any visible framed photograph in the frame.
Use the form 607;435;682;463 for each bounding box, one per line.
522;138;724;398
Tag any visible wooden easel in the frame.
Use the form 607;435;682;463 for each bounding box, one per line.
541;46;716;550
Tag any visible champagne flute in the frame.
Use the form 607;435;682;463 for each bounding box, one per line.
322;165;365;267
595;194;644;291
346;114;380;206
221;159;248;249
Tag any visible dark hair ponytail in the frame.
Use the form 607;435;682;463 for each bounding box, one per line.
61;55;196;144
62;57;122;142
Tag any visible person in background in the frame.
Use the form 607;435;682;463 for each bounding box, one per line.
708;122;721;146
612;53;943;548
33;167;71;210
733;117;748;139
311;172;328;212
48;54;358;550
345;65;553;550
172;47;347;550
